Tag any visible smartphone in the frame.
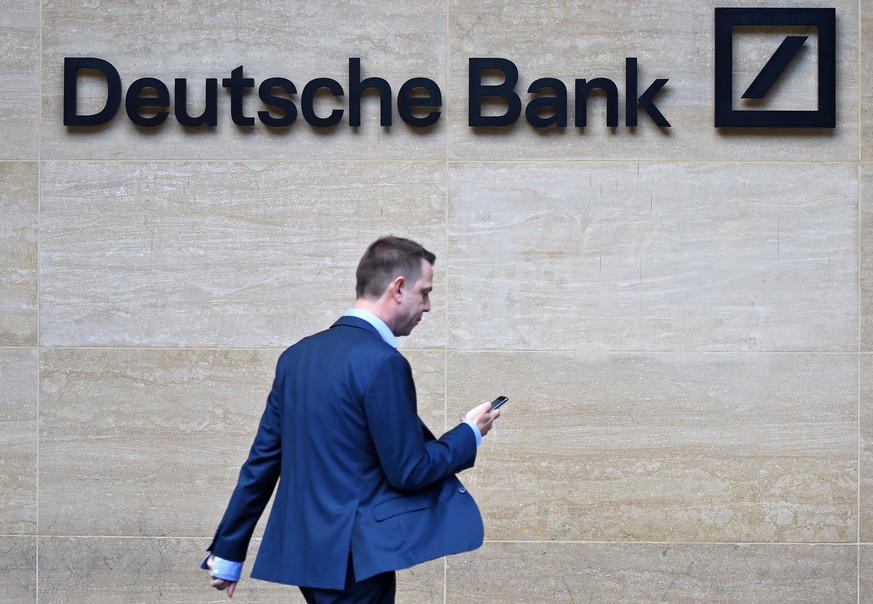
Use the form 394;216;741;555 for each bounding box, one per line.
490;395;509;410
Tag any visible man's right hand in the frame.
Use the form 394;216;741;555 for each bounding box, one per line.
464;401;501;437
205;555;237;599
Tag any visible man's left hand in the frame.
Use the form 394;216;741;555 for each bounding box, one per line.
464;401;501;437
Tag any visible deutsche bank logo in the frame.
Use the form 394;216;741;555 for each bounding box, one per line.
714;7;836;128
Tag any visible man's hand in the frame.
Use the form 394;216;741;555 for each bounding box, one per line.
464;401;501;437
205;555;237;599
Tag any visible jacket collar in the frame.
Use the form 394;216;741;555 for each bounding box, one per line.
332;313;399;348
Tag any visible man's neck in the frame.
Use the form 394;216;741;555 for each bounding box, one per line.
345;307;399;348
353;298;394;333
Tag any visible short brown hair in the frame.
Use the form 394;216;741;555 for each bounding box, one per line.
355;236;436;299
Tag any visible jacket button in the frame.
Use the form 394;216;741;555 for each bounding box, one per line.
458;487;466;494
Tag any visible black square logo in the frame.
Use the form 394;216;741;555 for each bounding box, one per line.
714;7;836;128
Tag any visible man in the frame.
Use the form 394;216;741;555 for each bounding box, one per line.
202;236;500;602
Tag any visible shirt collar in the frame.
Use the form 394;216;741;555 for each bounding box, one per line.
343;309;399;348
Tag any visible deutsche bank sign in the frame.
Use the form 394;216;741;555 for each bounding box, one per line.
63;7;837;132
714;7;836;128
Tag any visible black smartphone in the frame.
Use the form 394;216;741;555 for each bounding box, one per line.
490;395;509;410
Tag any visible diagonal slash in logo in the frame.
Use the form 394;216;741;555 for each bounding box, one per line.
742;35;808;100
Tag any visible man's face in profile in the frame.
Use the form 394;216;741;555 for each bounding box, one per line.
392;259;433;337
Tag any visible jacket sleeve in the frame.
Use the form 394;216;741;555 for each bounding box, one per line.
207;361;284;562
364;352;476;492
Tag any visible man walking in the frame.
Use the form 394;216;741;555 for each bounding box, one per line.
203;236;500;602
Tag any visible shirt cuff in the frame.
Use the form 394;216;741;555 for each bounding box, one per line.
201;554;243;583
462;419;482;447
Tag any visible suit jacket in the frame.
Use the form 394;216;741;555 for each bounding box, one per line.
207;315;484;589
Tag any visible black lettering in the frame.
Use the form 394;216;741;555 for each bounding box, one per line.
575;77;618;128
348;57;391;127
125;77;170;127
397;78;441;127
526;77;567;128
468;58;521;127
301;78;344;127
626;57;670;128
222;66;255;126
258;77;298;127
175;78;217;127
63;57;122;126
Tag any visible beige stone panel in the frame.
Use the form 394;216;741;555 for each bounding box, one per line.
447;542;856;603
38;537;293;603
448;351;857;543
863;165;873;350
448;0;857;161
863;544;873;603
39;348;446;537
863;4;873;159
0;1;39;159
39;348;280;536
0;537;36;603
405;350;449;435
42;0;446;160
448;162;857;352
0;348;37;535
394;558;445;604
863;353;873;541
0;162;38;346
40;161;446;348
38;536;443;603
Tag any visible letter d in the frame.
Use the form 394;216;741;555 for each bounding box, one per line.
64;57;122;126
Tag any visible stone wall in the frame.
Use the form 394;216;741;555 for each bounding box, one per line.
1;0;870;601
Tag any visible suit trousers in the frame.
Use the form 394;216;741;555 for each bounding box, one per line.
299;554;396;604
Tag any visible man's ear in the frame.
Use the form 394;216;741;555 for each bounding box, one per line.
388;275;405;302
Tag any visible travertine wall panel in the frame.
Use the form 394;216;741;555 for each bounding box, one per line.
862;544;873;603
862;6;873;160
39;161;446;348
447;542;857;603
37;537;444;604
38;348;446;537
450;351;857;542
863;353;873;541
0;0;39;159
0;349;37;535
863;165;873;349
448;162;857;352
41;0;447;161
0;162;38;346
447;0;858;162
37;537;294;603
0;537;36;603
39;348;279;536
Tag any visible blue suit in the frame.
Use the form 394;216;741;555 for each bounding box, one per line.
207;315;484;590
